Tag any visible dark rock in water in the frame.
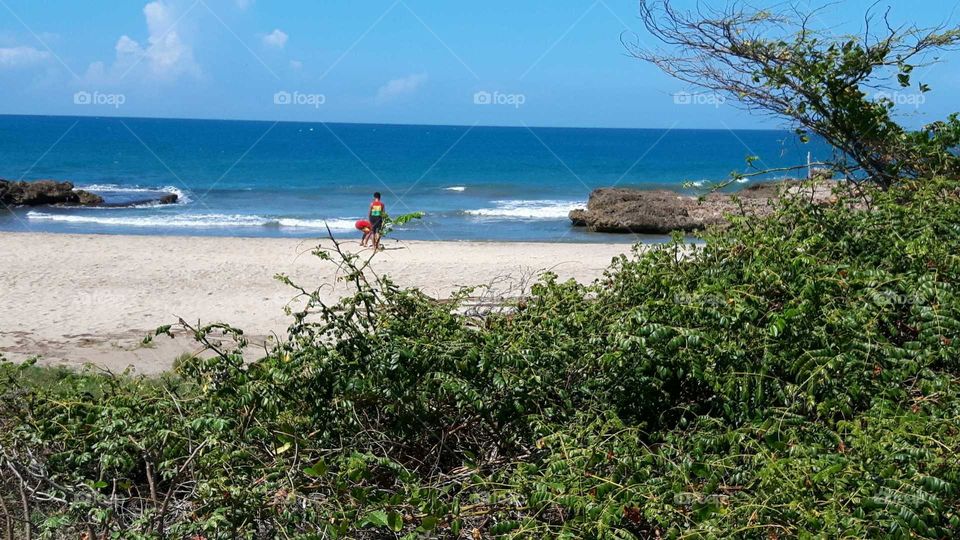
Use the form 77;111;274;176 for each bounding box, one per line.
76;190;104;206
0;179;104;207
569;180;836;234
99;191;178;207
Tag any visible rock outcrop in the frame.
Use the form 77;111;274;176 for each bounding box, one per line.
158;193;179;205
100;192;179;207
0;179;104;207
569;181;836;234
0;180;180;208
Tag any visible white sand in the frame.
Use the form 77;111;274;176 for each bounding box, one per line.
0;233;632;374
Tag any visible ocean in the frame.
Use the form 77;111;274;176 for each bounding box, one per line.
0;115;832;242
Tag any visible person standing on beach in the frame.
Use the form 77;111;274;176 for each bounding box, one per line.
368;192;385;250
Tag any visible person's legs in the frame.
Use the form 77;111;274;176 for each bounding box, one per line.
371;218;383;250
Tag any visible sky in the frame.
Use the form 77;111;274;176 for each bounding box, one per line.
1;0;959;129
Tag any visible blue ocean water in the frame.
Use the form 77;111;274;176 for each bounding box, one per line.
0;115;832;242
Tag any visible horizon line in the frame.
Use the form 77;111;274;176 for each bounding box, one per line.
0;112;793;133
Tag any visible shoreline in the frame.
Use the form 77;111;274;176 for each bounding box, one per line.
1;232;633;374
0;227;648;244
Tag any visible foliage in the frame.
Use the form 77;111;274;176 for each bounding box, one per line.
381;211;425;237
631;1;960;187
2;176;960;538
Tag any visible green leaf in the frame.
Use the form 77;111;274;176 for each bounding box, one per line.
420;516;438;531
388;511;404;532
364;510;390;528
303;460;327;477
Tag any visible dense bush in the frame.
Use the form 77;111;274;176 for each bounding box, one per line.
2;178;960;538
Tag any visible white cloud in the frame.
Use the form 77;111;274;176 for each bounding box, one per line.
235;0;254;9
289;59;303;70
0;46;51;69
376;73;427;104
115;35;142;60
90;0;199;82
262;29;288;49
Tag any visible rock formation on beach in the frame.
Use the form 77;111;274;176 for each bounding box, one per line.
569;180;837;234
0;179;179;208
0;179;104;207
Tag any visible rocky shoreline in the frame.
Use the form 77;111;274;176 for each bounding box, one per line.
5;179;839;235
0;179;177;208
569;180;837;234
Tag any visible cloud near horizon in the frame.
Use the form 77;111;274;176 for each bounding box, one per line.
375;73;427;104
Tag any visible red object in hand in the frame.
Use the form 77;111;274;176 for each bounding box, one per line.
355;219;372;231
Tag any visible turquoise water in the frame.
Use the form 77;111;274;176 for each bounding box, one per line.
0;115;831;242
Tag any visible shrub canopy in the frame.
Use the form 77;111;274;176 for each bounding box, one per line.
2;178;960;539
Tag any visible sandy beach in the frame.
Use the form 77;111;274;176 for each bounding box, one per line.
0;233;632;374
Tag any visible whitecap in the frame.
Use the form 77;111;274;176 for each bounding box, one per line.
275;218;357;231
27;212;357;231
77;184;192;205
27;212;263;228
463;200;584;220
444;186;467;192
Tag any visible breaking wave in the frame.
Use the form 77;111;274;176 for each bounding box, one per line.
77;184;192;205
26;212;357;231
463;200;584;220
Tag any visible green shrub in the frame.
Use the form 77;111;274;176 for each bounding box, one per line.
2;178;959;538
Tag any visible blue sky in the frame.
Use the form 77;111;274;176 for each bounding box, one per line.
1;0;958;128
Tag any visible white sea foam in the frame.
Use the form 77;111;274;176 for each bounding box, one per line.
274;218;356;231
464;200;584;220
26;212;356;230
444;186;467;192
77;184;192;205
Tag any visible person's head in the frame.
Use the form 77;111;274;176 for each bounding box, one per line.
373;192;381;200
